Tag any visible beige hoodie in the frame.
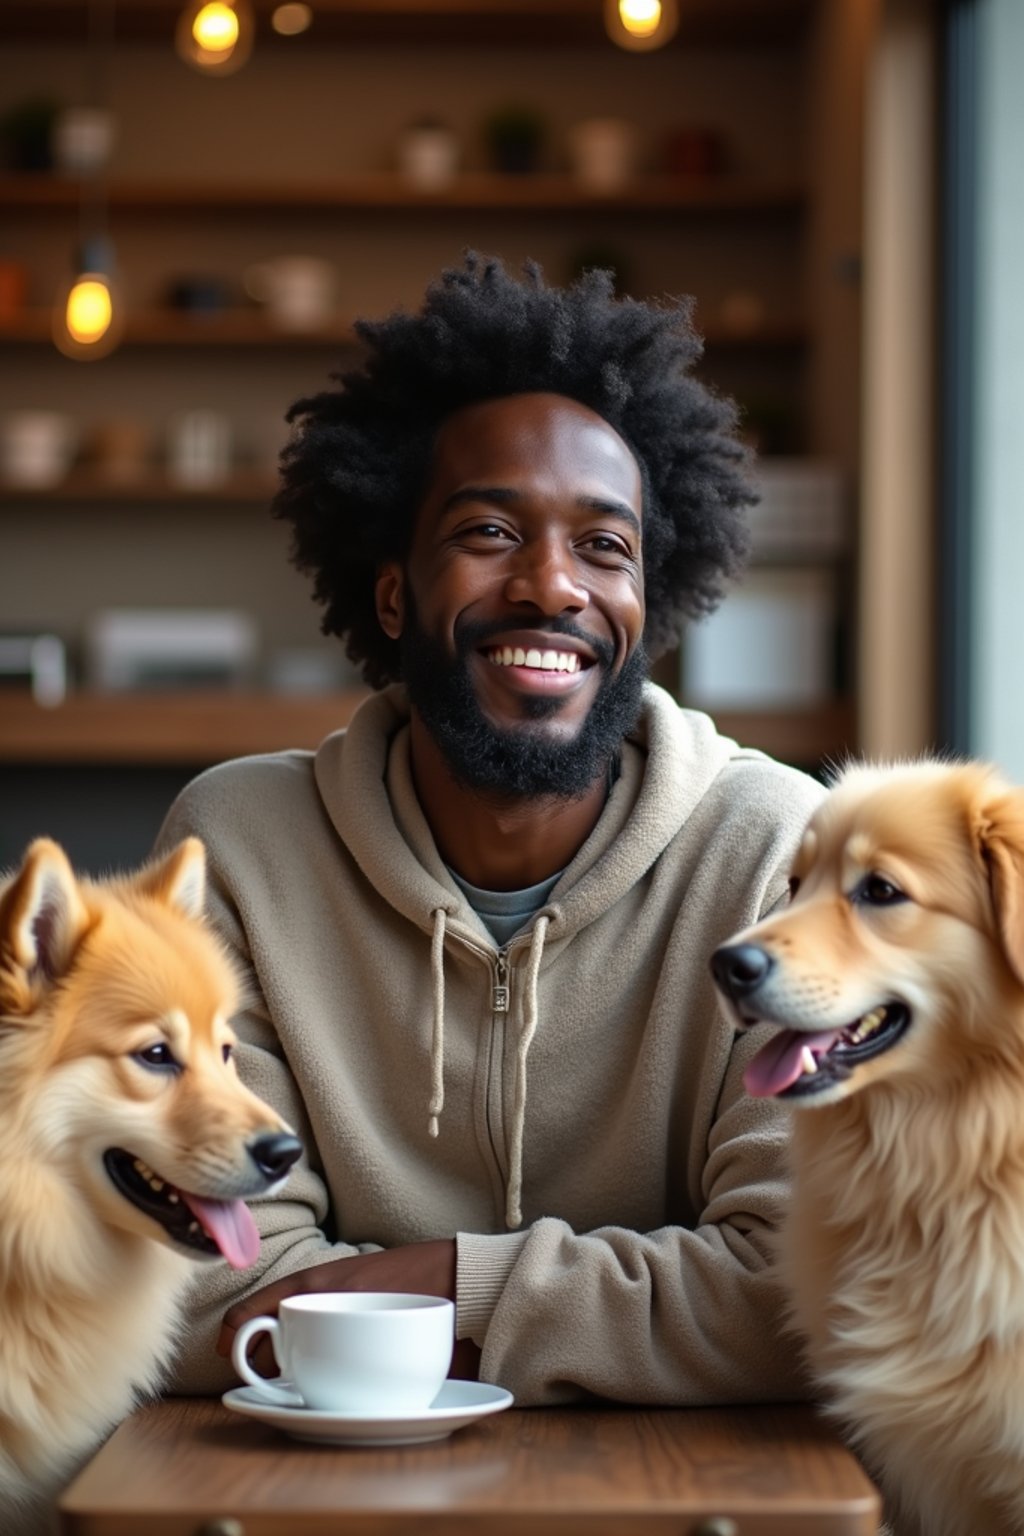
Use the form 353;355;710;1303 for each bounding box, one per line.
156;681;825;1405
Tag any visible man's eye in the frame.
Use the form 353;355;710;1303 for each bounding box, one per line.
469;522;512;540
582;535;633;560
134;1042;180;1071
856;874;906;906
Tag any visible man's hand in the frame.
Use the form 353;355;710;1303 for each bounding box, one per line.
218;1239;481;1381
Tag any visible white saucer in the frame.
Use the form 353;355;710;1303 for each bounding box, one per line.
222;1379;514;1446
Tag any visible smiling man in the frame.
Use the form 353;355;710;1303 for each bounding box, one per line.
156;254;826;1406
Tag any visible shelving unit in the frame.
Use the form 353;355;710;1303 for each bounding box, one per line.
0;0;859;873
0;309;808;351
0;170;807;214
0;691;855;770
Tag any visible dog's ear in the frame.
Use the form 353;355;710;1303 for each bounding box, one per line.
979;788;1024;986
0;838;91;988
134;837;207;919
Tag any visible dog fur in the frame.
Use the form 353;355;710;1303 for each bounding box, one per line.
0;837;301;1536
711;760;1024;1536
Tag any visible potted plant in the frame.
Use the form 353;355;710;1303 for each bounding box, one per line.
483;105;545;175
1;97;60;171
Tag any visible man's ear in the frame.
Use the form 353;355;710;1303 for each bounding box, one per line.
1;838;90;987
375;561;405;641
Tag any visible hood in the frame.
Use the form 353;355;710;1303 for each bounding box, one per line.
313;681;746;1229
314;681;742;944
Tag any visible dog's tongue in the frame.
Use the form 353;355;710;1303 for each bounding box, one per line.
180;1192;261;1269
744;1028;844;1097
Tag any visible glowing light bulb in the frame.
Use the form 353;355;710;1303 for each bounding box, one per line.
53;239;123;360
604;0;678;51
619;0;662;38
66;276;113;344
176;0;253;75
192;3;239;50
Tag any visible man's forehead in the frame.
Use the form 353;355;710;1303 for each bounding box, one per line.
426;392;642;499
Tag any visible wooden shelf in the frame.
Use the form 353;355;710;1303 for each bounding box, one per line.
0;471;277;502
0;690;371;764
0;172;806;215
0;310;358;347
0;690;855;768
0;309;807;352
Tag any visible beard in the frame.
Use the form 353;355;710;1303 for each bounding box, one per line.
399;604;648;801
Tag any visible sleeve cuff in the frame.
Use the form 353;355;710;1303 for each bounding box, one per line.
455;1229;530;1345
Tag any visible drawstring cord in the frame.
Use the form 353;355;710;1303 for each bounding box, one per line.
426;906;550;1228
427;906;447;1138
505;914;549;1229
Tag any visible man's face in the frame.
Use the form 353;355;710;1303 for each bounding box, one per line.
375;392;647;798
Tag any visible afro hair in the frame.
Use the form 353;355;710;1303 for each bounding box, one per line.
273;251;756;689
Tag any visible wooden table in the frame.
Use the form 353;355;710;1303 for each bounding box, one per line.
57;1396;881;1536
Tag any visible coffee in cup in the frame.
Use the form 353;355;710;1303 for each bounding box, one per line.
231;1292;454;1413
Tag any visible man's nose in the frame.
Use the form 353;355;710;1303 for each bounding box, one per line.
503;538;588;614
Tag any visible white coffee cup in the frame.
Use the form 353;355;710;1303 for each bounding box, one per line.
0;410;77;487
568;118;637;191
243;256;338;331
231;1292;455;1413
167;409;233;487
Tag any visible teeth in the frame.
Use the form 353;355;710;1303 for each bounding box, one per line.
849;1007;887;1044
800;1046;818;1076
132;1156;170;1196
489;647;579;674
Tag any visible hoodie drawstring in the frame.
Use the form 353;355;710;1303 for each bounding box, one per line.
427;906;447;1138
505;913;549;1229
425;909;551;1230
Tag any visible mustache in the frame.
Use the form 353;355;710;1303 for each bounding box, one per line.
453;614;615;670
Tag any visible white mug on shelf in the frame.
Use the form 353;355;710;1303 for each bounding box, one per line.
230;1292;455;1413
243;256;338;331
167;409;233;487
567;118;638;191
0;410;77;487
52;106;117;174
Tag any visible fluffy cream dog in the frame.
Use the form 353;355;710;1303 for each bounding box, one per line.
711;760;1024;1536
0;837;301;1536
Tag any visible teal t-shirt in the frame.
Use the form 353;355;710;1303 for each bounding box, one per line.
447;866;562;947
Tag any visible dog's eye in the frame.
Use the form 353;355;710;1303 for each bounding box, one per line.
857;874;906;906
222;1043;233;1063
134;1042;179;1071
788;877;801;901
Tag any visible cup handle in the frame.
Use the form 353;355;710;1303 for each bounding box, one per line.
231;1315;295;1402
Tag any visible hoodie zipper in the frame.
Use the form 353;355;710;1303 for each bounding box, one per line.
493;948;510;1013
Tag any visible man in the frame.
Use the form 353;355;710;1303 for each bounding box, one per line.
156;253;825;1404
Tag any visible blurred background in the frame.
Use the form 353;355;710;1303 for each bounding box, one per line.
0;0;1018;870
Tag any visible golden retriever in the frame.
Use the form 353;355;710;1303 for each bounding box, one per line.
0;837;301;1536
711;760;1024;1536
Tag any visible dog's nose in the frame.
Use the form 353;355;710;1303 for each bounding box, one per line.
710;944;775;998
248;1132;303;1180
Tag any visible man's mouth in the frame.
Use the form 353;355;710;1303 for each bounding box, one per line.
102;1148;261;1269
486;646;583;674
742;1002;912;1099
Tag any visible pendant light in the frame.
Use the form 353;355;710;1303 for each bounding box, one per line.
53;0;123;361
176;0;255;76
54;233;123;360
604;0;679;52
